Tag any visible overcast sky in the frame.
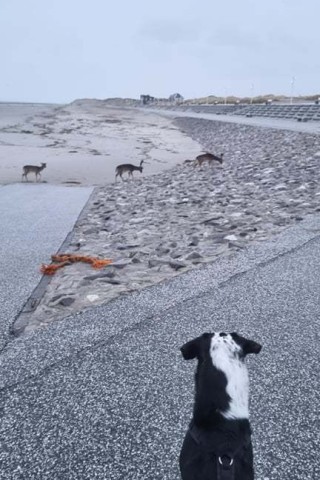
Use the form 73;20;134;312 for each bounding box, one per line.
1;0;319;103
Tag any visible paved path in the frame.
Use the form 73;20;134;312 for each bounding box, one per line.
146;108;320;134
1;215;319;480
0;184;93;350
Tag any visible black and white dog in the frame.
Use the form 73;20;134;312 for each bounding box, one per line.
179;332;262;480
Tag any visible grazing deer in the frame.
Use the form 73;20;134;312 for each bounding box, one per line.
22;162;47;182
196;152;224;166
115;160;144;181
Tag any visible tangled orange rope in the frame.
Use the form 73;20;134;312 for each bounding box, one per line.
40;254;112;275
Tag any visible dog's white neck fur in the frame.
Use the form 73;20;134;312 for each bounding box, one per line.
210;335;249;420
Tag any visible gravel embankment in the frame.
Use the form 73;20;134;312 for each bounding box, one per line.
15;117;320;334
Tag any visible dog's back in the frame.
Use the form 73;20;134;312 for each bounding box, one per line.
180;419;254;480
179;332;261;480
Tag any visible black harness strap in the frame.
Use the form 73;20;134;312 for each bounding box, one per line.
217;454;234;480
188;423;251;480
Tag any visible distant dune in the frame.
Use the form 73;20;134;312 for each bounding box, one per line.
69;93;320;108
69;97;139;108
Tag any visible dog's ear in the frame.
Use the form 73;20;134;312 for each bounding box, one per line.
231;333;262;355
243;339;262;355
180;337;201;360
180;333;212;360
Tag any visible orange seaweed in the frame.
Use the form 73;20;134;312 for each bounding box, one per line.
40;254;112;275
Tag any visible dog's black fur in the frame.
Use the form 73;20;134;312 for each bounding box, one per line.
179;332;262;480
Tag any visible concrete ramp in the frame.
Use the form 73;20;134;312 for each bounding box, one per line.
0;183;93;350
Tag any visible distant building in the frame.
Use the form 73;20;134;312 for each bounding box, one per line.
140;94;155;105
140;93;184;105
169;93;184;104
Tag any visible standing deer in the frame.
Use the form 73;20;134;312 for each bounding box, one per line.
115;160;144;181
22;162;47;182
196;152;224;166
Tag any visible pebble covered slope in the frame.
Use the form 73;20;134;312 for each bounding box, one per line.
16;118;320;333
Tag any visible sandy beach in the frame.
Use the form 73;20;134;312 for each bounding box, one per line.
0;102;201;186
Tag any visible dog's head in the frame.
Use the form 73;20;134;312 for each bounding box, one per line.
180;332;262;423
180;332;261;362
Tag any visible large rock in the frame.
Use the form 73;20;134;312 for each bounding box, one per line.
169;260;187;270
84;269;115;280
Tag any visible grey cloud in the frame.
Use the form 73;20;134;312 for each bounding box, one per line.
207;28;263;49
138;19;200;44
206;26;309;55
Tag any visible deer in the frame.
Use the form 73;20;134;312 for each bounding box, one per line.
196;152;224;166
115;160;144;181
22;162;47;182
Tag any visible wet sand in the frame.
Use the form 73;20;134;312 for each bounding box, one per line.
0;102;201;186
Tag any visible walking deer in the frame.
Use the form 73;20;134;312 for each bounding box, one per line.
196;152;224;166
22;162;47;182
115;160;144;181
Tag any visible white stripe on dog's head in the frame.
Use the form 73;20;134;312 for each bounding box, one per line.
210;332;242;357
210;333;250;419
